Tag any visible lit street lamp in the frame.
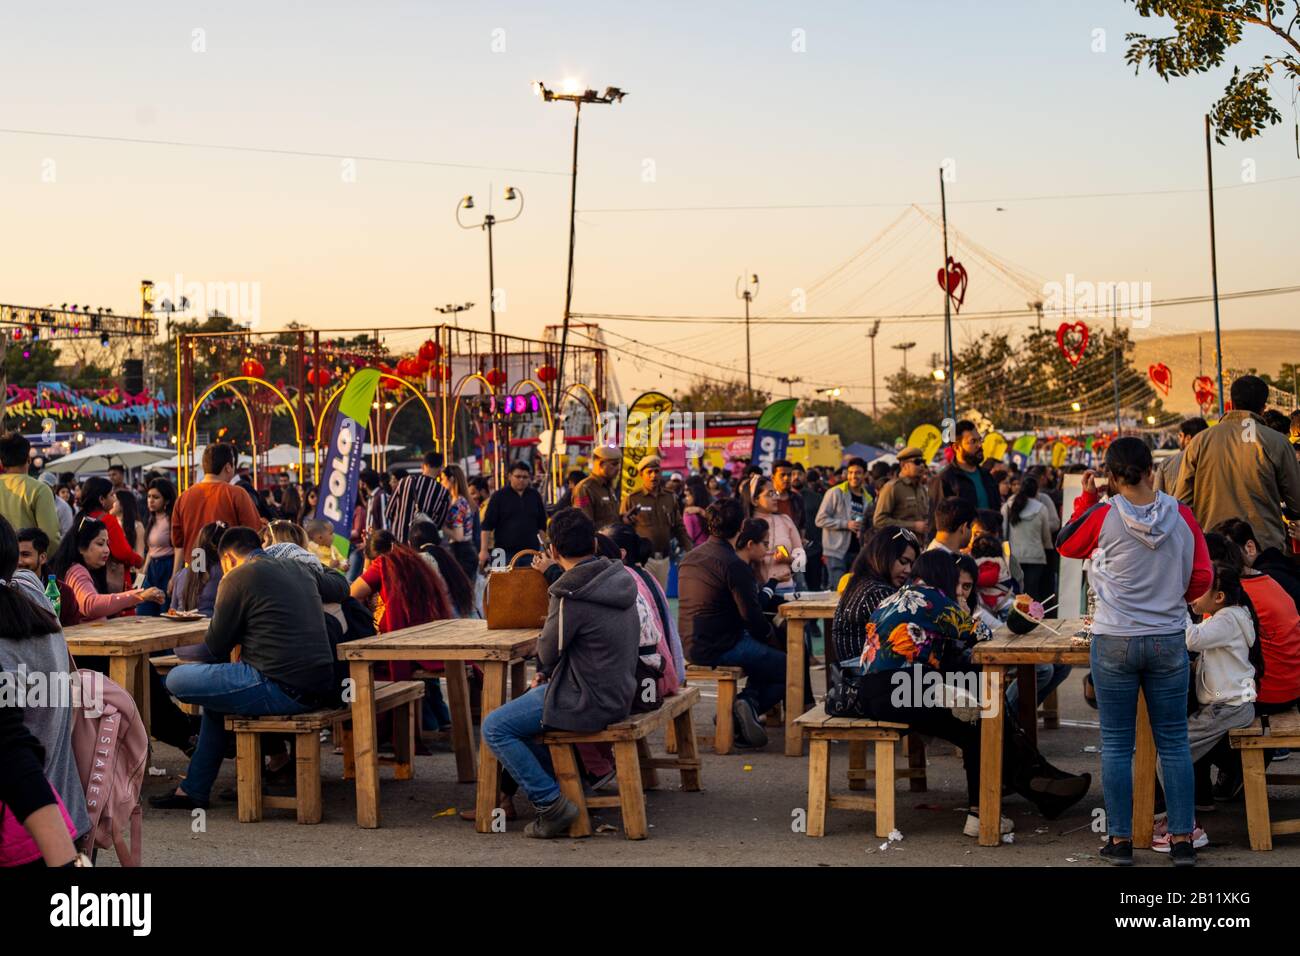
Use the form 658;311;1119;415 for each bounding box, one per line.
532;79;627;410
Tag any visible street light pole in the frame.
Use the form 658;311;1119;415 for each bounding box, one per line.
866;319;881;416
533;80;626;415
435;302;475;329
736;273;760;395
893;340;916;375
457;187;522;342
777;375;802;398
1204;114;1225;418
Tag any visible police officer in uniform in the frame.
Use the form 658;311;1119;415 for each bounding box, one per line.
622;456;693;589
572;445;622;529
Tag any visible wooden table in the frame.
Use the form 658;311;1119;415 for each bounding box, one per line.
972;620;1157;848
781;595;840;756
63;616;209;735
337;619;538;831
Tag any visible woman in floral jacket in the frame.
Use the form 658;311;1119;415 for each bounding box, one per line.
858;550;1091;838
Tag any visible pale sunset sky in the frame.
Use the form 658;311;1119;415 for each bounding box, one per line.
0;0;1296;409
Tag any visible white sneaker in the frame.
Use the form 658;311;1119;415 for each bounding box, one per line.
964;813;1014;837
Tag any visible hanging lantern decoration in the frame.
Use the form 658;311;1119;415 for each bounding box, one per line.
307;367;333;387
377;364;402;391
1055;322;1089;369
485;368;508;388
432;363;452;382
535;364;558;384
395;358;415;378
418;339;442;363
1147;363;1172;396
1192;375;1216;407
412;357;430;376
241;358;265;379
936;256;969;313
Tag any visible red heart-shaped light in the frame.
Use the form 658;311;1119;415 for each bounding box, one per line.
1055;322;1089;368
1148;363;1172;396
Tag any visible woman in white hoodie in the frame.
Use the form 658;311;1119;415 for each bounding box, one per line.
1002;475;1054;603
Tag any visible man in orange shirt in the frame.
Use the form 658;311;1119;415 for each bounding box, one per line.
171;443;264;583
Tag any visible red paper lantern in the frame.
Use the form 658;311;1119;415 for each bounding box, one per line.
432;363;452;382
412;357;429;375
241;358;265;379
418;340;442;363
485;368;508;388
307;367;332;387
535;364;558;384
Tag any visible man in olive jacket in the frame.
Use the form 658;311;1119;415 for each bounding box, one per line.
1175;375;1300;553
481;507;638;838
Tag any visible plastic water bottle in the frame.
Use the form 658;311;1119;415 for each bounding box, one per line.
44;574;61;617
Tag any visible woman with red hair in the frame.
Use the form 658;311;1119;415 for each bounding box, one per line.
350;529;452;680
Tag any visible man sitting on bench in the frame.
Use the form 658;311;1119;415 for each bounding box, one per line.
481;507;638;838
149;526;348;810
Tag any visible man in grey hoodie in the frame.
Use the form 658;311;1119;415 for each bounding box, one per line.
481;507;638;838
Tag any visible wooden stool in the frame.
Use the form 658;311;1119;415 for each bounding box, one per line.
669;665;743;754
1229;711;1300;851
225;680;423;824
796;704;924;838
540;687;702;840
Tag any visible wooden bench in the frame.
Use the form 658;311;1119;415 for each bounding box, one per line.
1040;688;1060;729
677;665;742;754
1229;710;1300;851
539;686;702;840
796;704;928;839
225;680;424;824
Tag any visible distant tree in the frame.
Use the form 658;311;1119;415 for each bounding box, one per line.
671;377;770;412
1124;0;1300;142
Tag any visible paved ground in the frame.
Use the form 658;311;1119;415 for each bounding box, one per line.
117;666;1299;867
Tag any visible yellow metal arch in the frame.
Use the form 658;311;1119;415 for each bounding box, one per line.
183;376;304;490
177;384;258;491
312;374;438;484
448;372;496;450
557;382;603;433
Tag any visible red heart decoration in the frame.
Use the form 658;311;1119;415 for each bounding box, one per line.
936;257;968;313
1192;375;1215;407
1148;363;1172;396
1055;321;1089;368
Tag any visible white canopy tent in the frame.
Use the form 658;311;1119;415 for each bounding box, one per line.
45;440;174;476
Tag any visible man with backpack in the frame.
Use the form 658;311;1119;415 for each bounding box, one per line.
149;526;349;810
480;507;638;838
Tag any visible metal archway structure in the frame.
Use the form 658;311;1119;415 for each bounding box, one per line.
510;377;559;497
312;374;439;484
181;375;304;491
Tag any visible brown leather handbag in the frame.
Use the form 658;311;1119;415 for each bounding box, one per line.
483;549;551;629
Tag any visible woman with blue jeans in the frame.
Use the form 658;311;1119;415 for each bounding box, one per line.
1057;437;1212;866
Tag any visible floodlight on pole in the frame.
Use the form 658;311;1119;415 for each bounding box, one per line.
892;340;916;374
532;77;626;430
736;273;760;394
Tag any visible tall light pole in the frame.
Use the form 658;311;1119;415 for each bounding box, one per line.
866;319;881;416
893;340;916;374
938;168;956;422
736;273;759;395
435;302;475;328
456;187;522;343
532;79;626;413
1204;114;1225;417
777;375;802;398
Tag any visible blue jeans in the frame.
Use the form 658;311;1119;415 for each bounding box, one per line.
481;685;559;807
1006;663;1073;712
346;547;366;583
165;662;311;802
714;632;787;717
824;555;849;591
1090;631;1195;838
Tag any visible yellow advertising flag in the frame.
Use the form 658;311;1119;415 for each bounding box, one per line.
907;424;944;465
982;431;1008;463
1051;441;1069;468
621;391;674;500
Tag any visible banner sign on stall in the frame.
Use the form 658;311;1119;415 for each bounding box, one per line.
1051;440;1069;469
1009;434;1037;470
752;398;799;476
314;368;381;560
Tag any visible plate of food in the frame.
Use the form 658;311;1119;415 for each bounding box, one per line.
162;609;205;622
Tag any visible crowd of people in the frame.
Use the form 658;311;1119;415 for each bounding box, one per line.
3;372;1300;861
